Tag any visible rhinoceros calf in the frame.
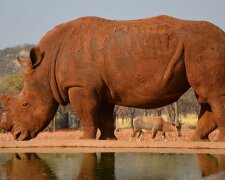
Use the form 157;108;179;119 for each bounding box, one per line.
132;116;182;140
0;15;225;141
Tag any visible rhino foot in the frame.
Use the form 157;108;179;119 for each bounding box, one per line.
217;129;225;142
80;133;96;140
99;135;117;140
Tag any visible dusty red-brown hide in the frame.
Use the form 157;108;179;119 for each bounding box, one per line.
0;15;225;141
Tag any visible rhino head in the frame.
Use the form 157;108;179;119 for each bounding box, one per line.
0;47;59;140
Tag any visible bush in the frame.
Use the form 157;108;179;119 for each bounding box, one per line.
0;73;23;94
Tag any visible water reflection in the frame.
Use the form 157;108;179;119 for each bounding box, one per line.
77;153;115;180
76;153;97;180
1;152;225;179
196;154;225;179
0;153;56;180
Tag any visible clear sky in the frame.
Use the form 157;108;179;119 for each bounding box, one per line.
0;0;224;49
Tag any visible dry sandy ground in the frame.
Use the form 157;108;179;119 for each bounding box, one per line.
1;128;225;154
0;128;219;142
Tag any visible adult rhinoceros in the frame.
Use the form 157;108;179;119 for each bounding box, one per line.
0;15;225;141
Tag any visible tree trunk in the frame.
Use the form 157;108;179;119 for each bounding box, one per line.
164;105;172;122
174;102;179;124
57;112;69;129
129;108;136;128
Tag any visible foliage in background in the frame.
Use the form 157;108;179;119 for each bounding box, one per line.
0;44;34;78
0;73;23;94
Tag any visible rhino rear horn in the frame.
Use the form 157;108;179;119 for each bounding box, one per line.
0;94;17;107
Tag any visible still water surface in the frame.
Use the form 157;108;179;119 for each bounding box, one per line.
0;152;225;180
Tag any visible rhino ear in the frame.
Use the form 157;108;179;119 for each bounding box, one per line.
30;47;45;68
17;57;33;74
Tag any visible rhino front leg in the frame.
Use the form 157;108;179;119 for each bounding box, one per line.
190;104;217;141
68;88;99;139
98;103;117;140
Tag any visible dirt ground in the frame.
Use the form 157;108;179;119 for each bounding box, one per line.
0;128;220;148
0;128;219;142
0;128;219;141
1;127;225;156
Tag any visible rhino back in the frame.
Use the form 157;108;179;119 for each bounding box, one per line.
36;16;222;108
56;16;190;107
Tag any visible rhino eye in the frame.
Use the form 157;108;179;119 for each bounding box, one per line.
22;102;29;107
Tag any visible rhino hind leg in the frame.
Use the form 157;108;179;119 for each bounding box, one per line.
69;88;98;139
209;98;225;141
98;103;117;140
190;104;217;141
